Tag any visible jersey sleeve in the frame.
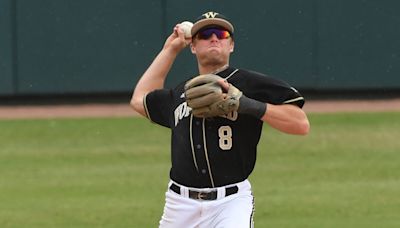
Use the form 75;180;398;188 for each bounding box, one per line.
239;70;305;108
143;89;173;128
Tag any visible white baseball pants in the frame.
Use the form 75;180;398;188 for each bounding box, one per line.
159;179;255;228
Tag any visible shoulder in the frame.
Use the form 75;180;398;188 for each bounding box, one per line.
228;68;305;107
232;68;291;87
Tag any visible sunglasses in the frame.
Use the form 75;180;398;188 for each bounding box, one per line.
196;28;231;40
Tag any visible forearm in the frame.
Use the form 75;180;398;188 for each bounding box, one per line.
130;47;179;116
261;103;310;135
131;25;188;116
223;83;308;135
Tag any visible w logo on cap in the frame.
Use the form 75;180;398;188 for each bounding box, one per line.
202;11;219;18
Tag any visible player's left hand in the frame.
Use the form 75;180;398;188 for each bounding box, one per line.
184;74;242;118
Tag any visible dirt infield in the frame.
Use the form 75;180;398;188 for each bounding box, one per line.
0;99;399;119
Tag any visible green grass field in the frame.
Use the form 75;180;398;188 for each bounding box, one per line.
0;112;399;227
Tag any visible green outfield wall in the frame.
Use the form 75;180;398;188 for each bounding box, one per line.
1;0;399;97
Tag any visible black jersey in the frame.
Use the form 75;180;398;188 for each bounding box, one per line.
144;67;305;188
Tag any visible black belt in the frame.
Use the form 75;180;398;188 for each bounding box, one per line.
169;183;239;200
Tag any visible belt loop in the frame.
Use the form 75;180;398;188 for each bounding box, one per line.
217;186;225;200
168;181;174;191
181;185;189;198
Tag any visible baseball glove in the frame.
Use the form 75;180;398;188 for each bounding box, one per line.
184;74;243;118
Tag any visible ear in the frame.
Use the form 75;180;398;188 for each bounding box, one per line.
190;43;196;54
230;41;235;53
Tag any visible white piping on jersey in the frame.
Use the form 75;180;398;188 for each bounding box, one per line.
189;114;199;172
283;97;304;104
224;69;239;80
211;64;229;74
186;68;237;188
143;93;152;120
202;118;215;188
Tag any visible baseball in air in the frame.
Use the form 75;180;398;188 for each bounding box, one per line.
179;21;193;38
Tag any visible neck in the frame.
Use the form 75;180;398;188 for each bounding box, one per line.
198;64;229;75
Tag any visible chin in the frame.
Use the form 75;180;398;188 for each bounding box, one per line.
203;57;224;66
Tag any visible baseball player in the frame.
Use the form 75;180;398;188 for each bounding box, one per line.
131;11;310;228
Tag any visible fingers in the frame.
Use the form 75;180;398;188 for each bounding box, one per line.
174;24;191;46
173;25;180;37
163;24;191;51
217;79;230;93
